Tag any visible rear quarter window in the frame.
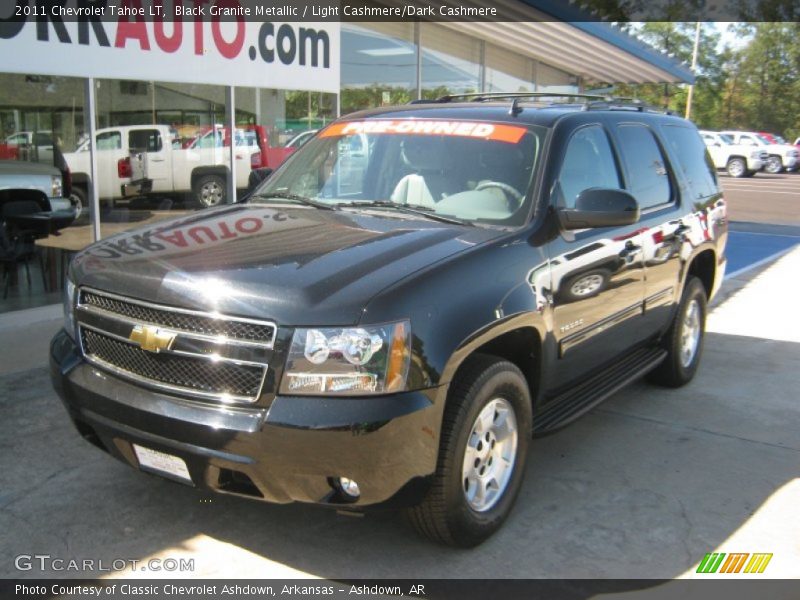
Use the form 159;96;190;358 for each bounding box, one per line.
661;125;719;200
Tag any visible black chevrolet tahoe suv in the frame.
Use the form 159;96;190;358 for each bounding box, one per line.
51;94;727;547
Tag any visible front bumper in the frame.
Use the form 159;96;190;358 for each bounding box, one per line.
746;157;764;171
784;156;798;171
50;330;444;508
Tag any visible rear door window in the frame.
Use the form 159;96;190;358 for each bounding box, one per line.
616;124;672;209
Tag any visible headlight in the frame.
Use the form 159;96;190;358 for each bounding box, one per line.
51;175;63;199
64;279;76;340
281;321;411;396
788;150;799;157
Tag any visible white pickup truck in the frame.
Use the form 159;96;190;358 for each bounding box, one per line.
699;130;766;177
127;125;258;207
719;130;799;174
0;160;74;225
64;125;257;213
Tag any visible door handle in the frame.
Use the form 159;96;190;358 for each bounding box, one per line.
150;158;166;162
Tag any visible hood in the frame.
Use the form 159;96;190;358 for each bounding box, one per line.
0;159;59;177
773;144;799;156
70;204;502;325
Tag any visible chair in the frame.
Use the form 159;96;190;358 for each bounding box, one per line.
390;137;460;207
0;222;35;299
0;195;50;299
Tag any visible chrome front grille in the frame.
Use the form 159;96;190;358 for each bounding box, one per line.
75;287;275;403
80;290;275;344
81;329;265;399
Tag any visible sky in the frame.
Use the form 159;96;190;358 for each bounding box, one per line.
714;22;750;50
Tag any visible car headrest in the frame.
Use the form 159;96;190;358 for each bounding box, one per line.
478;144;526;170
401;136;445;172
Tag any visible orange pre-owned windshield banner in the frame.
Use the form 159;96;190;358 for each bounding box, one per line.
319;120;527;144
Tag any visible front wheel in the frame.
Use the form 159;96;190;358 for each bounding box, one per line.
764;155;784;174
648;276;707;387
726;157;747;178
407;354;532;547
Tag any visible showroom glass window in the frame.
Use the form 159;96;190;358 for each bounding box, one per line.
485;45;535;93
420;24;481;99
341;23;417;113
0;73;85;312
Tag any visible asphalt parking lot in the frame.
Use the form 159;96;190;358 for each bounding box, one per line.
0;174;798;581
720;172;799;226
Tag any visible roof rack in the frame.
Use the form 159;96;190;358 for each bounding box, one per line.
433;92;611;103
415;92;669;116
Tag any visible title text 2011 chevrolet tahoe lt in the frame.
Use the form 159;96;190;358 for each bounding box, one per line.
51;95;727;547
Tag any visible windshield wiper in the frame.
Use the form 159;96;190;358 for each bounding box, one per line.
251;191;338;211
337;201;473;226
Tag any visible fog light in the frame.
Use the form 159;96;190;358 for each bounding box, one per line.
338;477;360;499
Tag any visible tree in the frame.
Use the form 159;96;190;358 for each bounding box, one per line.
725;23;800;138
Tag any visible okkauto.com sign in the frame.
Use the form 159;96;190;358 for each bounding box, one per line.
0;0;340;93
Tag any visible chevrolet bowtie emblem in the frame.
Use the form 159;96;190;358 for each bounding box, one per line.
129;325;176;353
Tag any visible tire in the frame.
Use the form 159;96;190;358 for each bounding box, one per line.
561;268;610;302
406;354;532;547
194;174;227;207
69;185;89;223
726;157;747;178
648;276;707;388
764;155;784;174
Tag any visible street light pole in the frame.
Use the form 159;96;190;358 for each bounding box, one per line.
685;22;702;120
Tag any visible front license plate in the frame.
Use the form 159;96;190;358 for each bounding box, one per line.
133;444;192;484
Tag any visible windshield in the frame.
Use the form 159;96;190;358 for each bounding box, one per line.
719;134;734;145
756;134;773;145
251;119;545;227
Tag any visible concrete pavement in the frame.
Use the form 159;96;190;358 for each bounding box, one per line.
1;246;798;580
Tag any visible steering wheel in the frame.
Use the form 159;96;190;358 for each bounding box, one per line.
475;180;524;210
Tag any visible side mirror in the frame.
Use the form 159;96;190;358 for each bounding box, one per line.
558;188;640;230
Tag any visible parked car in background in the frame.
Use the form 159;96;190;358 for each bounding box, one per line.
720;130;799;174
757;132;792;146
63;125;148;216
3;130;55;164
125;124;259;207
284;129;318;150
66;124;263;210
186;125;298;172
699;130;765;177
0;159;74;214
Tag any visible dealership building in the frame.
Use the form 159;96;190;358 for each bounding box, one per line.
0;1;693;315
